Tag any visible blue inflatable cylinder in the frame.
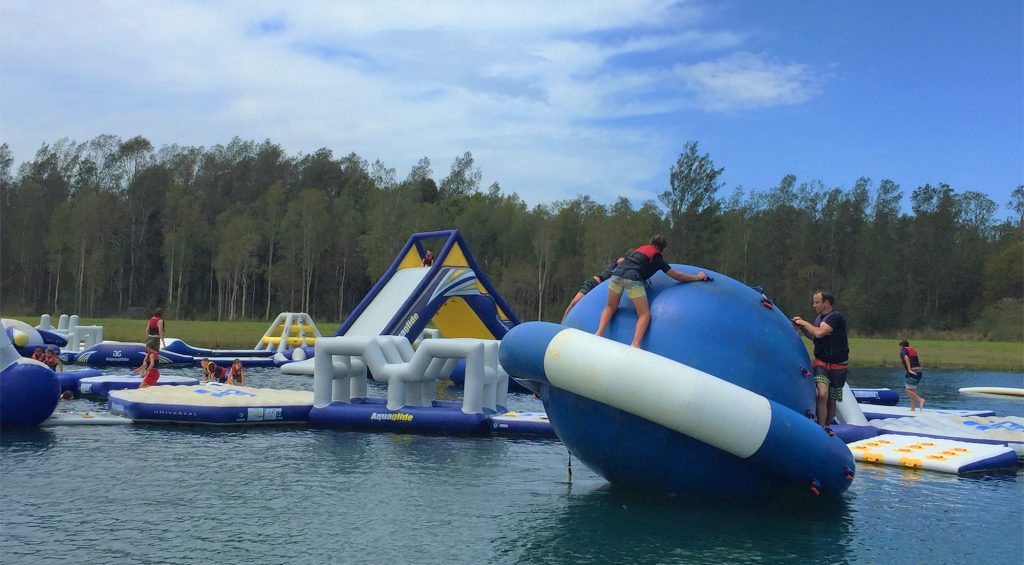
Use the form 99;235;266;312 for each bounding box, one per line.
0;361;60;428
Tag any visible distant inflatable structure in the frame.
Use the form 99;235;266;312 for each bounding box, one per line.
336;230;518;341
501;267;856;497
0;320;59;428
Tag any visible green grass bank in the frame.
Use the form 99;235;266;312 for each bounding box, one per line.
5;316;1022;372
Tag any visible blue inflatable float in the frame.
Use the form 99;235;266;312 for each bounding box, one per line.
0;321;60;428
500;267;855;497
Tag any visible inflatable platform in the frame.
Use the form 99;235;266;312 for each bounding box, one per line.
851;387;900;406
859;404;996;420
834;383;1023;468
309;335;511;435
489;411;556;438
43;410;132;426
78;375;199;398
109;383;313;424
959;387;1024;398
848;435;1017;474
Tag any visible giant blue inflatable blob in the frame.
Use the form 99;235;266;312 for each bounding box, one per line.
0;360;60;428
504;265;853;497
563;266;815;413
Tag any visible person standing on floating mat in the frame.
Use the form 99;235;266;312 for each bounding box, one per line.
792;290;849;434
145;308;166;350
595;235;710;348
899;339;925;410
134;343;160;388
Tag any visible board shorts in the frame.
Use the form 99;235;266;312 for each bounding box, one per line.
142;368;160;386
813;359;847;401
607;275;646;299
146;337;160;350
905;371;922;389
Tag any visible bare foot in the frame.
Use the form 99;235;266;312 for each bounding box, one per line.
919;399;924;410
630;343;642;349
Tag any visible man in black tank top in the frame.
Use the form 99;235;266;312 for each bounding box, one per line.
792;290;849;432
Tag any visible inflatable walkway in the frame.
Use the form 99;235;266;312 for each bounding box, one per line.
835;384;1021;471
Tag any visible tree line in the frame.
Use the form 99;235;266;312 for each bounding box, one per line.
1;136;1021;340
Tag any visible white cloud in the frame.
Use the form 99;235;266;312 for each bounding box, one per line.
674;51;822;112
0;1;823;206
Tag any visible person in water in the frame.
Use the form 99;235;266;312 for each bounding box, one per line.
134;343;160;388
200;358;228;383
899;339;925;411
145;308;166;350
562;254;627;320
792;290;849;433
422;249;434;266
227;358;245;386
31;346;46;362
594;235;710;348
43;347;64;372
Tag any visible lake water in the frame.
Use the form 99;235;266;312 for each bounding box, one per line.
2;367;1022;564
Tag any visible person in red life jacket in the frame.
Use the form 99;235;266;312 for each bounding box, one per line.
422;250;434;266
792;290;849;433
145;308;166;350
899;339;925;411
562;254;628;320
134;343;160;388
200;358;228;383
31;346;46;362
43;347;64;372
594;235;710;348
228;358;245;386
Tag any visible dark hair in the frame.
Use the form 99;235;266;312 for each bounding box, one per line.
154;307;163;317
814;290;835;305
649;235;667;250
899;339;910;347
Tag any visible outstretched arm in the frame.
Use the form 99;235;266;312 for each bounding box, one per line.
666;268;709;283
792;317;832;339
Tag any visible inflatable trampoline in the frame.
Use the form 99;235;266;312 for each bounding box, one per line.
109;383;313;424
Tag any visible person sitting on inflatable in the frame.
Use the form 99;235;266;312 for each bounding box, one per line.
227;358;245;386
31;346;46;362
200;358;228;383
43;347;64;372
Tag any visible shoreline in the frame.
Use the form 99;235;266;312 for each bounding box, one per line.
5;315;1022;373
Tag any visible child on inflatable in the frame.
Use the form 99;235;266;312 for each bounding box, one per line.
228;358;245;386
134;343;160;388
563;253;627;320
43;347;64;372
31;346;46;362
200;358;228;383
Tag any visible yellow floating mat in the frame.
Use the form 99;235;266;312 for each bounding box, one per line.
848;435;1017;474
109;383;314;424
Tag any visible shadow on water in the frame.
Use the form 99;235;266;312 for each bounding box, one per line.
502;484;854;564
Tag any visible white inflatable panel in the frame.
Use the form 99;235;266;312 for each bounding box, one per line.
860;404;996;419
42;410;132;426
848;435;1017;473
959;387;1024;398
872;413;1024;461
280;356;351;376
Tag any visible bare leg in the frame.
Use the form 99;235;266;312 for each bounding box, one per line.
906;386;915;410
595;289;623;337
816;382;829;427
826;398;838;427
629;295;651;348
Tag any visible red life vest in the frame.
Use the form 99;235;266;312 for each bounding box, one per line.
147;316;162;336
633;244;662;260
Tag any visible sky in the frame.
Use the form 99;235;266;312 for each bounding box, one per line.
1;1;1021;217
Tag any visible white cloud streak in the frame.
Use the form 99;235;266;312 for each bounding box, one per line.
0;0;824;205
